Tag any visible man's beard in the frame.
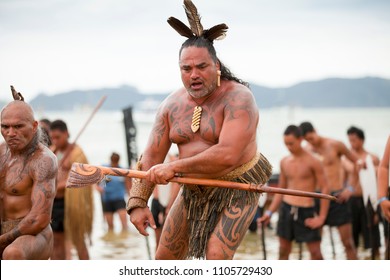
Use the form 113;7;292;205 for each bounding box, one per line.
187;81;217;99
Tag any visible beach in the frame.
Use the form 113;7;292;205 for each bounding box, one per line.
37;106;390;260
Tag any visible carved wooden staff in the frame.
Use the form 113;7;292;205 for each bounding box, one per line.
57;95;107;168
66;163;337;201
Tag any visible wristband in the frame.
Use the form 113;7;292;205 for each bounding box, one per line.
346;185;355;193
265;210;273;217
377;196;389;205
126;156;155;214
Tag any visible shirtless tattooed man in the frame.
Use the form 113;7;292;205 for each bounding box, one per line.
0;100;57;259
127;0;272;259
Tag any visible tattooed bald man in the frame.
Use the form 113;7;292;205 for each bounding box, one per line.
0;101;57;259
127;0;272;260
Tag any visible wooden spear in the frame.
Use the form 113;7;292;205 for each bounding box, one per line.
66;163;337;201
56;95;107;168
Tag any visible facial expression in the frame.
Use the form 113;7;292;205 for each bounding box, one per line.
348;133;363;150
284;134;302;154
49;129;69;149
1;109;38;151
303;131;319;146
179;46;220;99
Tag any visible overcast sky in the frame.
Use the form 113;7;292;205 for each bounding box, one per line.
1;0;390;100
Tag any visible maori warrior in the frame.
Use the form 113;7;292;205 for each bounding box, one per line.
67;0;335;260
0;86;57;259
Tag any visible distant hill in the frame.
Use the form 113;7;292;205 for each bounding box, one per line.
280;77;390;108
250;77;390;108
29;85;166;111
22;76;390;111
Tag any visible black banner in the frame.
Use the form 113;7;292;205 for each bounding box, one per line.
122;106;138;167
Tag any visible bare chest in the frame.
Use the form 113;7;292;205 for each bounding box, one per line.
314;145;339;166
284;159;314;181
168;102;224;145
0;158;33;196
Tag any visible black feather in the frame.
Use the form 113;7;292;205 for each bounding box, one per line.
203;24;229;41
167;17;194;38
184;0;203;36
10;85;24;101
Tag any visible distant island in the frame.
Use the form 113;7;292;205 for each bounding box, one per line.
1;77;389;111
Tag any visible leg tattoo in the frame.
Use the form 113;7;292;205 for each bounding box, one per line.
156;190;189;259
207;198;258;259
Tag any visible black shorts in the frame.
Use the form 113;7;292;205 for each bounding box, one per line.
383;219;389;239
379;205;390;239
277;201;321;243
102;199;126;213
324;191;352;226
151;198;165;229
349;196;381;249
51;198;65;233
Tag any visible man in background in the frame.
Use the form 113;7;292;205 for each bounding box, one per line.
258;125;329;259
299;121;363;259
50;120;93;259
343;126;380;258
96;152;131;236
39;118;52;146
377;136;390;259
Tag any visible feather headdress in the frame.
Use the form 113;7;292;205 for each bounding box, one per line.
167;0;228;42
10;85;24;101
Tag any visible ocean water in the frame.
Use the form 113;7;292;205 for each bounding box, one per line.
38;107;390;172
37;107;390;260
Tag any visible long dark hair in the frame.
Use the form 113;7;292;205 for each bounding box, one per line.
179;37;249;88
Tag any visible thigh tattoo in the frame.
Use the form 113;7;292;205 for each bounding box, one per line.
213;199;258;252
159;196;189;259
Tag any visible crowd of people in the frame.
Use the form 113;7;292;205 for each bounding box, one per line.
258;123;389;260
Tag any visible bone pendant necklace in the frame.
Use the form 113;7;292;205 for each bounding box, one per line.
191;106;203;133
190;92;213;133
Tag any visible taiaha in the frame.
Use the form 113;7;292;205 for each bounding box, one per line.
258;194;267;260
57;97;106;250
66;163;337;202
57;95;107;168
329;226;336;259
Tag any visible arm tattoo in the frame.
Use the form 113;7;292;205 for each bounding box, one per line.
151;117;167;147
223;91;256;130
22;153;57;232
